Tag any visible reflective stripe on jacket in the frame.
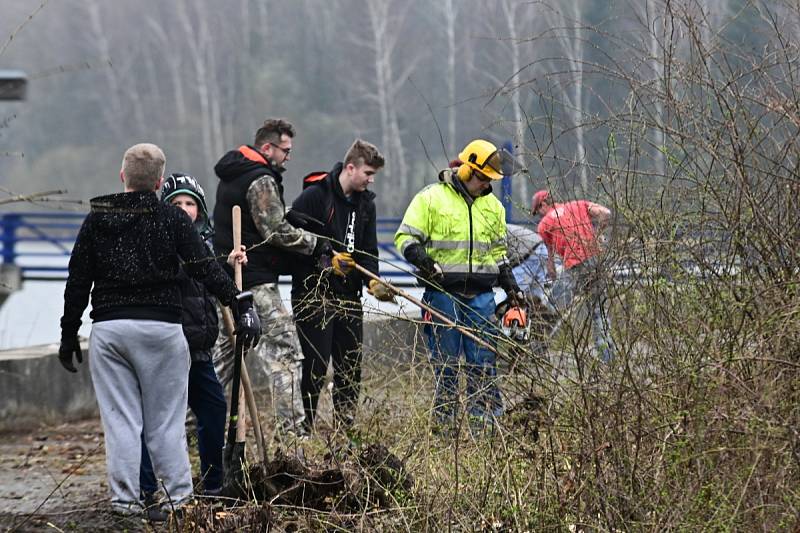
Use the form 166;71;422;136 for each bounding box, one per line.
395;180;508;294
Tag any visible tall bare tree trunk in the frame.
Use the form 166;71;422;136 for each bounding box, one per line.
542;0;588;192
175;0;224;171
365;0;409;194
146;17;187;127
501;0;529;203
443;0;457;158
650;0;667;178
85;0;124;141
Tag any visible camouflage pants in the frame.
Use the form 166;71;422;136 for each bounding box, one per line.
212;283;305;434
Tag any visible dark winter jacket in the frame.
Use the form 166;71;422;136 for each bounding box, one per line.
291;162;379;297
60;191;238;342
179;239;220;362
213;145;317;288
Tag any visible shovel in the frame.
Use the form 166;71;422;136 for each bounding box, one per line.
220;305;268;465
222;205;248;498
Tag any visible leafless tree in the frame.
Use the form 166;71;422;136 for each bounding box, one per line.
361;0;419;194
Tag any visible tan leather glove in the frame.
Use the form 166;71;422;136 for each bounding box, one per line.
368;279;397;302
331;251;355;277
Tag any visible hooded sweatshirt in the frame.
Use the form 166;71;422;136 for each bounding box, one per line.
60;191;238;342
290;162;379;297
213;145;317;288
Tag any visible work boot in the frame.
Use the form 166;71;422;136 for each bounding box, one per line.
276;418;310;441
146;507;169;523
149;506;187;525
203;486;223;498
142;492;166;523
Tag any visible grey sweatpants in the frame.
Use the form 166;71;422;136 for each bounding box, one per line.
89;319;192;512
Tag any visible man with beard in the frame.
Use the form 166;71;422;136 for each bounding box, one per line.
212;119;338;439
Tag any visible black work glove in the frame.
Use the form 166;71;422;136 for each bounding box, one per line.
313;237;334;272
58;336;83;373
312;237;332;258
508;288;525;308
494;298;512;320
498;263;524;306
232;291;261;350
417;256;444;285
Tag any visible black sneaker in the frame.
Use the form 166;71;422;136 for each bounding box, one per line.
148;505;186;524
146;506;169;523
202;487;224;503
142;493;164;523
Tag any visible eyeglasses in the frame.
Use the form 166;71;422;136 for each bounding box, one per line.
272;144;292;156
474;171;493;183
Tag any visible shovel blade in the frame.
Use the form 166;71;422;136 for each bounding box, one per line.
222;441;247;499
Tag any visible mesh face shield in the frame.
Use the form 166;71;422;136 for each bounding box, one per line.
470;148;514;180
483;149;514;179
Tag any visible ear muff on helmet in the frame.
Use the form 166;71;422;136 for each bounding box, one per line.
457;164;472;182
457;139;512;181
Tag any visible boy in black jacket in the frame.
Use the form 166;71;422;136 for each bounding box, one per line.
291;139;394;431
59;144;261;517
139;173;246;505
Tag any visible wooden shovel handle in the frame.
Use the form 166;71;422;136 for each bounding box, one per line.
233;206;243;290
232;206;247;442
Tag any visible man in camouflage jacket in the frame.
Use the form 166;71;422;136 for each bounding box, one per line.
212;119;331;438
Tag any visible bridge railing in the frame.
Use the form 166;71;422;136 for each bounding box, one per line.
0;212;84;281
0;212;418;283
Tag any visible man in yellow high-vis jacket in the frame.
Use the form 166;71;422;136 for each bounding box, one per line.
395;139;522;433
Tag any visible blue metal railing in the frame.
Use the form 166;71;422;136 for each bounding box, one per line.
1;212;534;283
0;212;84;280
0;212;416;282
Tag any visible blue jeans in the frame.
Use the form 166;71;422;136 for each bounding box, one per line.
553;259;616;362
422;290;503;422
140;359;227;495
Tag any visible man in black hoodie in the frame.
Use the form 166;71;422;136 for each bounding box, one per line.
59;144;260;517
212;119;336;439
291;139;395;431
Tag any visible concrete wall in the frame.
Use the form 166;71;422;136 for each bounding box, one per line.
0;341;96;431
0;265;21;309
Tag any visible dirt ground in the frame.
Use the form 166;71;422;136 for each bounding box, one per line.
0;380;404;532
0;418;139;531
0;417;253;532
0;355;423;532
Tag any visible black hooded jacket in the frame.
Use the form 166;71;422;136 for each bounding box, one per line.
290;162;379;297
178;238;220;361
213;145;314;288
60;191;238;341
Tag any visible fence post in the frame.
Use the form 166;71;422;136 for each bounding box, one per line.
501;140;514;222
0;214;19;265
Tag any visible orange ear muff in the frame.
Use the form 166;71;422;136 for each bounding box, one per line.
457;164;472;182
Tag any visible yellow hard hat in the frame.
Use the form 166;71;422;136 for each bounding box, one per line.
457;139;510;181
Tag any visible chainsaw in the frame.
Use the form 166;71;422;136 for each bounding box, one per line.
500;303;532;343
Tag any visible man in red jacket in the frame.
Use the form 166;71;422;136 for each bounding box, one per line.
532;190;616;362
